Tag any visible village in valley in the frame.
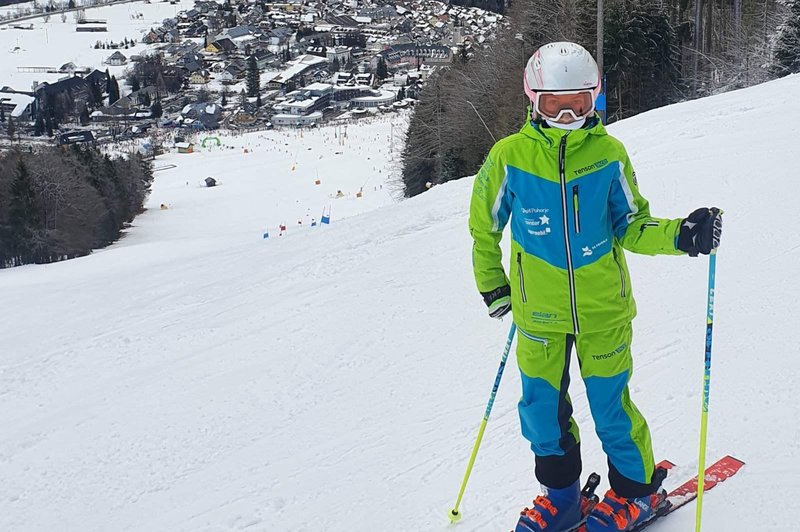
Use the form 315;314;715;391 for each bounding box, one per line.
0;0;505;149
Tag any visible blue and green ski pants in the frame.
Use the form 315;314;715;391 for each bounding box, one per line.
516;322;657;497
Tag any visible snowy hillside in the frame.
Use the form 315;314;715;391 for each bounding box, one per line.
1;0;196;91
3;76;800;532
137;117;406;246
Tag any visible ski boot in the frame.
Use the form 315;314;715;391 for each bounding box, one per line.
584;470;668;531
515;474;600;532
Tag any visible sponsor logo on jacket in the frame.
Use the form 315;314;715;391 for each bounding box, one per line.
591;342;628;361
573;159;609;176
521;208;551;236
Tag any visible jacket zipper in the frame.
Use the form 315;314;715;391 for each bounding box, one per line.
572;185;581;234
519;328;549;347
559;134;580;334
612;248;627;298
639;221;659;234
517;252;527;303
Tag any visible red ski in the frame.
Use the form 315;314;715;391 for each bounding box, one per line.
520;456;743;532
630;455;745;531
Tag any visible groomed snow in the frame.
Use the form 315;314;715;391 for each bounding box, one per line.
0;0;197;92
3;76;800;531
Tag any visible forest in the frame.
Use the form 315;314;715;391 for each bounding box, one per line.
402;0;800;196
0;146;154;268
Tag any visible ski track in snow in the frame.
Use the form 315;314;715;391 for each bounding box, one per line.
4;76;800;531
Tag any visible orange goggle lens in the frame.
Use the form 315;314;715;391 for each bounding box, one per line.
537;91;594;120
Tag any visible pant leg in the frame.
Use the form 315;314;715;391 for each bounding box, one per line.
575;322;657;497
516;327;581;489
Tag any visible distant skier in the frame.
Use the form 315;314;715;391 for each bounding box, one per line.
468;42;722;532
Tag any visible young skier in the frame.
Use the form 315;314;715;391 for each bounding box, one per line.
468;42;722;531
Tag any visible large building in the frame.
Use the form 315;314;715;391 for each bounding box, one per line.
380;44;452;68
271;83;333;126
266;54;329;90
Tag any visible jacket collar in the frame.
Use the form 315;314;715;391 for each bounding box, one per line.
519;108;607;150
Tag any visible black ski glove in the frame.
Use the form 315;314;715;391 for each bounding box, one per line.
677;207;723;256
481;284;512;319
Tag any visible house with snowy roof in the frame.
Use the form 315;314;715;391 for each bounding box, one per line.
59;62;79;74
206;37;237;54
326;14;359;27
184;21;208;37
267;27;293;47
85;69;107;88
142;29;161;44
358;5;397;21
164;29;181;43
106;51;128;66
195;1;217;14
180;102;222;129
0;91;34;121
189;70;211;84
251;49;277;69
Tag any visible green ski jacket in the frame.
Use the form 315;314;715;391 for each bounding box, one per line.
469;116;684;334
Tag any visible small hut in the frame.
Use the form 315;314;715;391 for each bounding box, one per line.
205;177;217;187
176;142;194;154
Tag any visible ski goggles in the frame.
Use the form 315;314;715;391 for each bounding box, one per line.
531;89;596;122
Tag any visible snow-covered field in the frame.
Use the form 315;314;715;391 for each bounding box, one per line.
142;115;407;244
0;0;97;19
0;0;195;92
3;76;800;532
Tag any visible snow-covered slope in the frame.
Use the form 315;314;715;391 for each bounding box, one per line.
3;76;800;532
0;0;197;91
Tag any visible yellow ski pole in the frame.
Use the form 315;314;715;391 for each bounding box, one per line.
695;249;718;532
449;323;516;524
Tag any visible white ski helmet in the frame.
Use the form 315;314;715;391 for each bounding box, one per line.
524;42;601;122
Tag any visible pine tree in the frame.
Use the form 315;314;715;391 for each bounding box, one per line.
376;56;389;80
91;79;104;107
329;56;340;73
34;113;45;136
7;117;15;143
773;0;800;77
440;149;463;184
0;105;5;122
150;99;162;118
256;92;262;107
79;106;91;126
108;76;120;104
131;75;140;92
196;87;210;103
9;157;40;263
221;90;228;107
246;55;260;97
603;4;682;121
